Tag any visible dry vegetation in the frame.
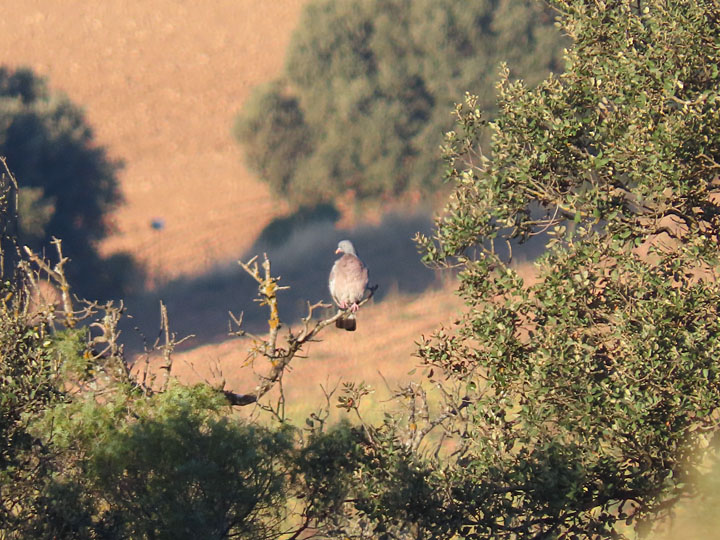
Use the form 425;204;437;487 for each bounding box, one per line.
169;281;465;424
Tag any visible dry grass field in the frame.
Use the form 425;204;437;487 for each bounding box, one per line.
0;1;305;281
0;1;464;408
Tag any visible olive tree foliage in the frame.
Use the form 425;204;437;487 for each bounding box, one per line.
235;0;565;208
358;1;720;538
0;67;137;299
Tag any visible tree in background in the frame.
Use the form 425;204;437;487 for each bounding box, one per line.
0;67;138;298
330;1;720;537
235;0;565;209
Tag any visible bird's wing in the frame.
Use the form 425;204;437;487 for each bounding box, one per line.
329;254;368;306
329;260;341;305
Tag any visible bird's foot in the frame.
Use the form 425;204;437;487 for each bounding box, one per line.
349;302;359;313
338;301;348;310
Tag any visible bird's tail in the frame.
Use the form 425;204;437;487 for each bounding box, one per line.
336;313;357;331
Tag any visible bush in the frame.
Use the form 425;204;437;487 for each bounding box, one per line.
30;385;295;539
399;0;720;536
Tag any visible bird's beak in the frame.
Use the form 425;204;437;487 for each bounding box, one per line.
335;248;342;254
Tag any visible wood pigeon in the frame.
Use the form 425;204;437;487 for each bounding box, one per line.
329;239;369;331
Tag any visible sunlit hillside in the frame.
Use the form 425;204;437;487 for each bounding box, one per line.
0;1;306;281
0;0;473;404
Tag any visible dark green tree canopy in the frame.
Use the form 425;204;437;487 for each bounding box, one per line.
0;67;133;298
235;0;566;207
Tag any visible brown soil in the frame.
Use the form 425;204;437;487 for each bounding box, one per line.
0;0;305;281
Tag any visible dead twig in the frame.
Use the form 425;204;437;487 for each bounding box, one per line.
24;238;76;328
155;300;194;392
223;253;378;407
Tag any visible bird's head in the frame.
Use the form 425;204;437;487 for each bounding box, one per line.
336;239;357;256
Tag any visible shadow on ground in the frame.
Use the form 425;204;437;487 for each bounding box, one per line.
120;206;552;354
120;210;443;353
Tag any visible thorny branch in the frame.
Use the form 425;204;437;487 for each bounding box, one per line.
224;253;378;407
24;238;76;328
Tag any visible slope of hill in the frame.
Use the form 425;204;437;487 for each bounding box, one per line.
167;280;465;424
0;1;467;400
0;1;306;282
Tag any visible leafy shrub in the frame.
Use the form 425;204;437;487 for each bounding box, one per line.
32;385;295;539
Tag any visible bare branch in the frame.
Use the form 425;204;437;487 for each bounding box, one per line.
87;299;131;382
0;156;20;276
23;239;76;328
224;252;378;407
156;300;194;392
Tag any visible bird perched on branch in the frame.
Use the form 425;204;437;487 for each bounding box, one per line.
329;239;369;331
